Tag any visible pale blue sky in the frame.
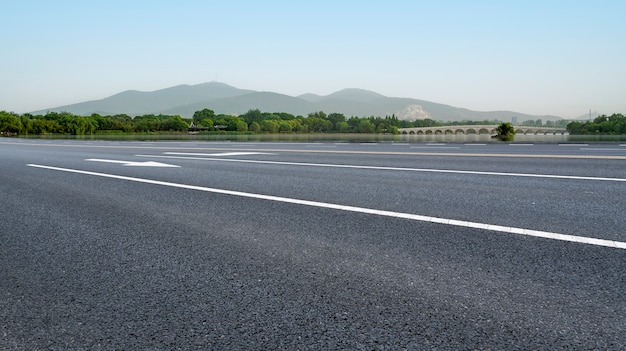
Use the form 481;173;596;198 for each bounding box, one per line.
2;0;624;118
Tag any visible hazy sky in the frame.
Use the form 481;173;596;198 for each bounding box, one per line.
2;1;625;118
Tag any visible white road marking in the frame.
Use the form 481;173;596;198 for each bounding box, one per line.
167;152;274;157
27;163;626;250
85;158;180;167
2;140;625;159
410;146;461;149
581;148;626;151
136;154;626;183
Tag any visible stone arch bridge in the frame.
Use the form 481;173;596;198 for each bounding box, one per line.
398;125;568;135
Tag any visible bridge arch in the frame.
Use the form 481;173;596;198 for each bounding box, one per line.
397;125;567;136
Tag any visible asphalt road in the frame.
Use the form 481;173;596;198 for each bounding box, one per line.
1;139;625;350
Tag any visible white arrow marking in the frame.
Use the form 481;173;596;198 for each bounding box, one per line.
85;159;180;167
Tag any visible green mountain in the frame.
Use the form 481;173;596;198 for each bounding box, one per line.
31;82;562;122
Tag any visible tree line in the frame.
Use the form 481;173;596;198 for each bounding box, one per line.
0;108;458;136
0;111;189;135
3;108;620;136
566;114;626;134
192;109;414;134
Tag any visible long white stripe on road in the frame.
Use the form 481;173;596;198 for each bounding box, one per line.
193;152;275;157
144;153;626;183
27;164;626;250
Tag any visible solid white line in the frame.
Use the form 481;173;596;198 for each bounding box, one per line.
176;152;274;157
26;163;626;250
410;146;461;149
142;154;626;183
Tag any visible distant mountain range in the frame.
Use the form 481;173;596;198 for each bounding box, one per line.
32;82;563;122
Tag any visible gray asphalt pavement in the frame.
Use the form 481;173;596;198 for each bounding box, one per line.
1;139;625;350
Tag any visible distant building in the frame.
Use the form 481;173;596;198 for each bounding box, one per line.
511;116;518;125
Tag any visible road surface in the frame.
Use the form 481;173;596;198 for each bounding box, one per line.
1;139;625;349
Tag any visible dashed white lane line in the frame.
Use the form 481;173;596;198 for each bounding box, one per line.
27;163;626;250
581;148;626;151
149;154;626;183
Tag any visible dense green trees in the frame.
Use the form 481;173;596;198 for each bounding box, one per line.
0;108;485;136
0;110;190;135
0;111;22;134
3;108;622;136
566;114;626;134
192;108;215;123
